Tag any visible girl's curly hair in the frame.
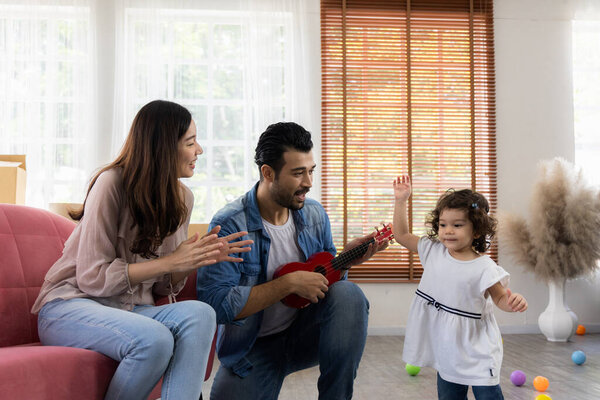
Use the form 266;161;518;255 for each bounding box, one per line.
426;189;497;253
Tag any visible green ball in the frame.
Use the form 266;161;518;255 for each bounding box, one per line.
405;363;421;376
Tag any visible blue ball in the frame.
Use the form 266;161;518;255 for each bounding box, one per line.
572;350;586;365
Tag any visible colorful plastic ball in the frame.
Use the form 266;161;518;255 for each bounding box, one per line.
533;375;549;392
576;324;586;335
572;350;586;365
405;363;421;376
509;370;526;386
535;395;552;400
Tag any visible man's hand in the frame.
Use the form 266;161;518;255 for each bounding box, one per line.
343;232;389;267
286;271;330;304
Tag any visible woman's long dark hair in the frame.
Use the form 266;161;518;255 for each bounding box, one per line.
71;100;192;258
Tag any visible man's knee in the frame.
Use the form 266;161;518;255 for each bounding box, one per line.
327;280;370;313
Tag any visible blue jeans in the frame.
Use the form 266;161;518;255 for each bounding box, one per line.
437;372;504;400
38;298;216;400
210;280;369;400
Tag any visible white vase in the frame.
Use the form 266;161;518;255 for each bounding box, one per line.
538;278;578;342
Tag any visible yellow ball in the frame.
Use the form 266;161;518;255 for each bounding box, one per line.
533;375;549;392
535;395;552;400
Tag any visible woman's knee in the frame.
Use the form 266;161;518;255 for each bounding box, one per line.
171;301;217;343
133;323;175;363
178;301;216;327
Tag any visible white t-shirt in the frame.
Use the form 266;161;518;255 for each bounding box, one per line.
257;214;302;337
402;237;509;386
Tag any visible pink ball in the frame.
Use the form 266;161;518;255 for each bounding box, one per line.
510;370;526;386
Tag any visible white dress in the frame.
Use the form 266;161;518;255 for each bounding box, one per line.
402;237;509;386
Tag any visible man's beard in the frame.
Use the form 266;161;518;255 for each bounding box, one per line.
270;181;309;211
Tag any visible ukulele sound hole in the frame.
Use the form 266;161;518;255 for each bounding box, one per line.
314;265;327;276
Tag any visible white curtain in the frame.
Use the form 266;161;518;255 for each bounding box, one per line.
0;0;318;219
112;0;318;221
0;0;96;208
572;1;600;186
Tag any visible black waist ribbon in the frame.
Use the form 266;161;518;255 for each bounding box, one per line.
416;289;481;320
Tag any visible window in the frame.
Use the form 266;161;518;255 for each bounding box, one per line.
0;3;93;208
1;1;312;222
321;0;497;281
119;5;298;222
573;20;600;186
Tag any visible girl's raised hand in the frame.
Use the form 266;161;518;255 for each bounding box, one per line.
393;175;412;202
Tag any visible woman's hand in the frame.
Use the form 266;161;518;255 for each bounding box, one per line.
393;175;412;202
203;225;253;263
168;227;253;272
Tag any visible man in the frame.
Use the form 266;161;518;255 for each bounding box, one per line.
197;122;388;399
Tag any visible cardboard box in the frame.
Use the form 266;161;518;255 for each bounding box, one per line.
0;155;27;205
188;223;209;238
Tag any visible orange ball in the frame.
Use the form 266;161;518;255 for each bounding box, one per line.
533;376;549;392
576;324;586;335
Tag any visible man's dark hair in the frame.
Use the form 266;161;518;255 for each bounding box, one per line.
254;122;313;179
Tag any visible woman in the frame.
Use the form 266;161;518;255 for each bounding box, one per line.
32;100;253;400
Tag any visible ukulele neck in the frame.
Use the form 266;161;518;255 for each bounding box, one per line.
330;237;375;271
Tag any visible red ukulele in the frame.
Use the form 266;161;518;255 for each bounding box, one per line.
273;224;394;308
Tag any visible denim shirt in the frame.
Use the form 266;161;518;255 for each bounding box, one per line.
196;182;336;377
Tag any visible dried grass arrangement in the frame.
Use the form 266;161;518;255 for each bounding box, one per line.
499;157;600;282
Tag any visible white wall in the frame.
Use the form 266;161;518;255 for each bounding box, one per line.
362;0;600;335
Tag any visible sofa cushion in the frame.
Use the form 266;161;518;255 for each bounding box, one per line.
0;345;117;399
0;204;75;347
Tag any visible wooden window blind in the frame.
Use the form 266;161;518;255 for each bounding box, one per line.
320;0;497;282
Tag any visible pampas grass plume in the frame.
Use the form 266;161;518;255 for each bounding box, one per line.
498;158;600;282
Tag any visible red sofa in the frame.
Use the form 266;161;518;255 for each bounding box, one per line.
0;204;214;399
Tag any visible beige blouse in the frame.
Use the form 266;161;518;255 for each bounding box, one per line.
31;168;192;314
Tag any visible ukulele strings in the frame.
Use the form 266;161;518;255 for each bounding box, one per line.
322;238;376;275
320;226;391;276
330;239;374;272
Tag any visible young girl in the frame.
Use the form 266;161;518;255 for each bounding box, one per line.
32;100;253;400
393;175;527;400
